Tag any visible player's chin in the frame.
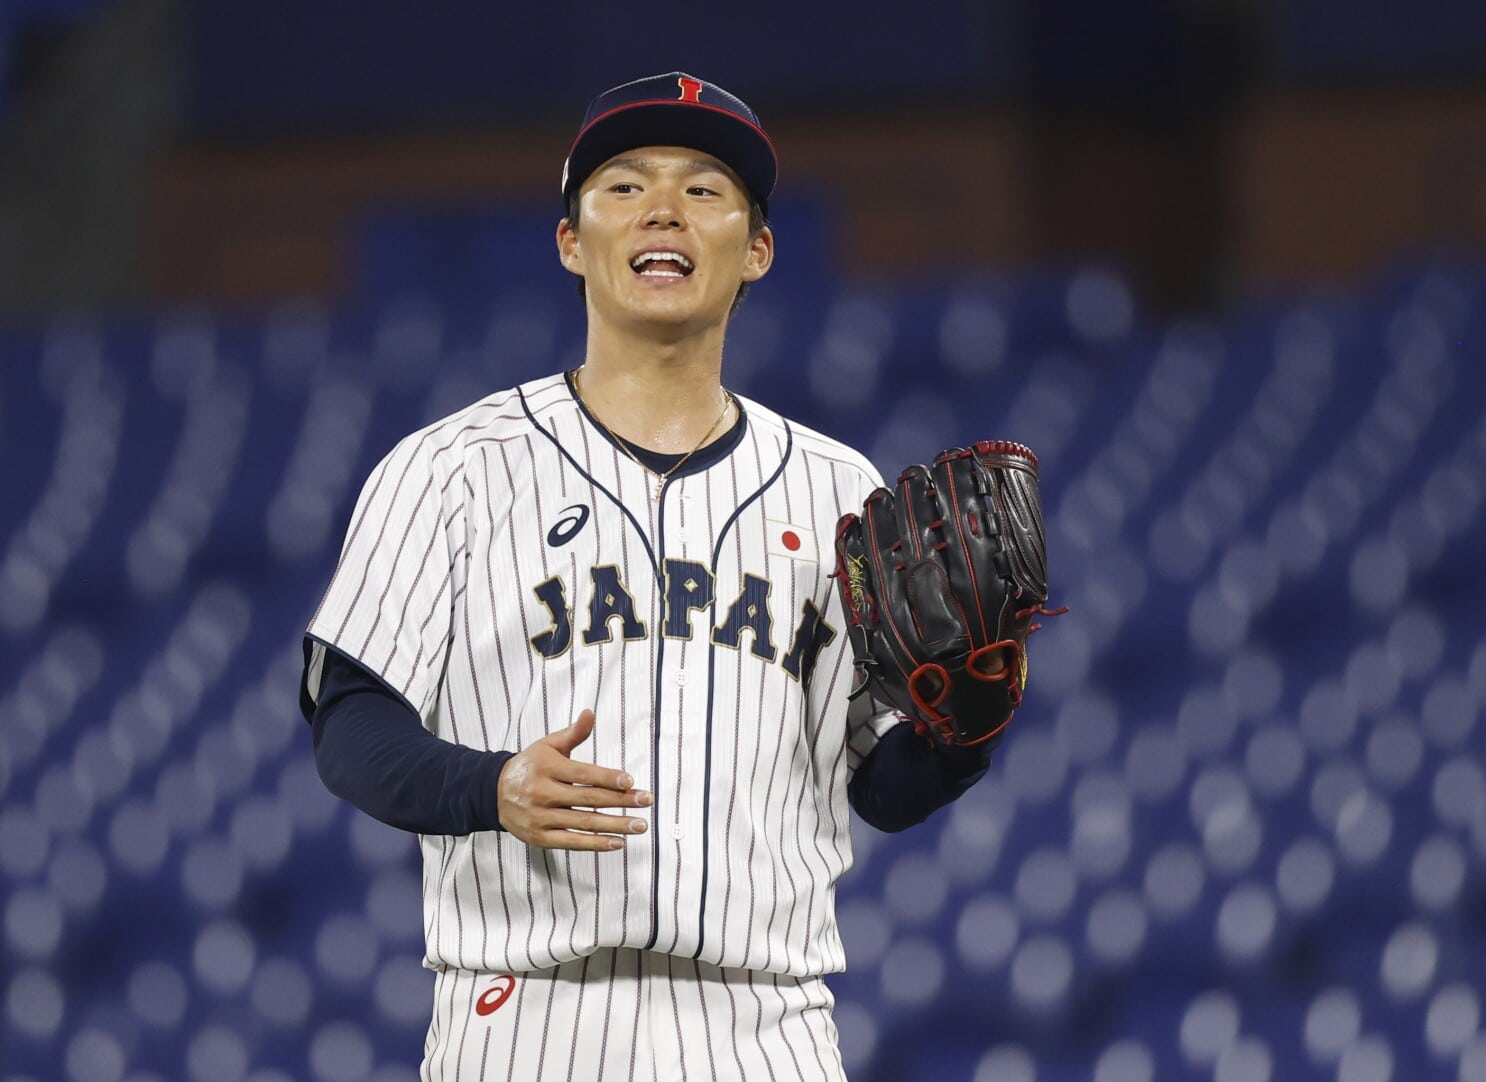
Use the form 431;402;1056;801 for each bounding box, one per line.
625;273;701;304
620;286;725;325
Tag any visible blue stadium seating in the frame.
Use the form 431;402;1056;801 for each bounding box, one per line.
2;260;1483;1081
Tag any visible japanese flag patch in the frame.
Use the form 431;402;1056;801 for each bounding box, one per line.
766;520;817;561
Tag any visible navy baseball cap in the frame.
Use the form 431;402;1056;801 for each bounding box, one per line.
561;72;778;215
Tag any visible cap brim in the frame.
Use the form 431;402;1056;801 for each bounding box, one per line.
563;100;776;214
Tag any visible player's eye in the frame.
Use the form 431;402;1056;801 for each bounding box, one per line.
609;182;639;194
687;185;717;197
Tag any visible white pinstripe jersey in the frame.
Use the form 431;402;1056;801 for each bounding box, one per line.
302;372;900;977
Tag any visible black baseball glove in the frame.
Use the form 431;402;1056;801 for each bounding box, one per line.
833;441;1062;748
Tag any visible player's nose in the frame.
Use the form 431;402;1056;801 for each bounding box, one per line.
640;187;684;229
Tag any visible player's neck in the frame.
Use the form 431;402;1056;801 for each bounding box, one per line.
576;325;733;455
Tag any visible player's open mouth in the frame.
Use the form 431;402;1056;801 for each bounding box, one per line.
630;251;695;278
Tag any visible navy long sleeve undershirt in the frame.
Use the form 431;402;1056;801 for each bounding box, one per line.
845;721;994;832
308;651;993;837
309;651;513;836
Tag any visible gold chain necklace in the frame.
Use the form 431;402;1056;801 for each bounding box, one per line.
573;368;735;503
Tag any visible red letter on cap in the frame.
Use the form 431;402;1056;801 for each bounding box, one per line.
677;77;703;103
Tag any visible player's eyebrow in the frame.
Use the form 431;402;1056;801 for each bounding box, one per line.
599;156;732;179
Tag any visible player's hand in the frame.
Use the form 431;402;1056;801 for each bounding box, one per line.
497;709;652;851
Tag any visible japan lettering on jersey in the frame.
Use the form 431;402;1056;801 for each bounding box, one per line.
302;373;900;977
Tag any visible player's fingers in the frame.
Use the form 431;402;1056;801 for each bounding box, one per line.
547;755;644;794
525;829;630;853
546;780;653;810
537;808;648;837
545;709;596;755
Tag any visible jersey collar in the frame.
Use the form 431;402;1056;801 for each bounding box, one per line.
564;369;748;481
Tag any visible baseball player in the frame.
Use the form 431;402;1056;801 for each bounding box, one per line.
300;72;1043;1081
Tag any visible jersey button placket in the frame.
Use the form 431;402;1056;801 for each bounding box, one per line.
674;493;693;552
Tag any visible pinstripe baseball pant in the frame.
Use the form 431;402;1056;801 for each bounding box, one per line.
421;947;848;1081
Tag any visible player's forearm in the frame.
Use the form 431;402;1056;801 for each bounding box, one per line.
847;721;993;833
312;682;513;836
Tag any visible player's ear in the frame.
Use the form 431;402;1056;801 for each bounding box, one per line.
556;218;584;277
741;225;773;284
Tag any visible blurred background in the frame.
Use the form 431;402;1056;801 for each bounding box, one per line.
2;1;1485;1080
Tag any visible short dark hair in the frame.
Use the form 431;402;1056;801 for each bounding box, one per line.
563;194;769;317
